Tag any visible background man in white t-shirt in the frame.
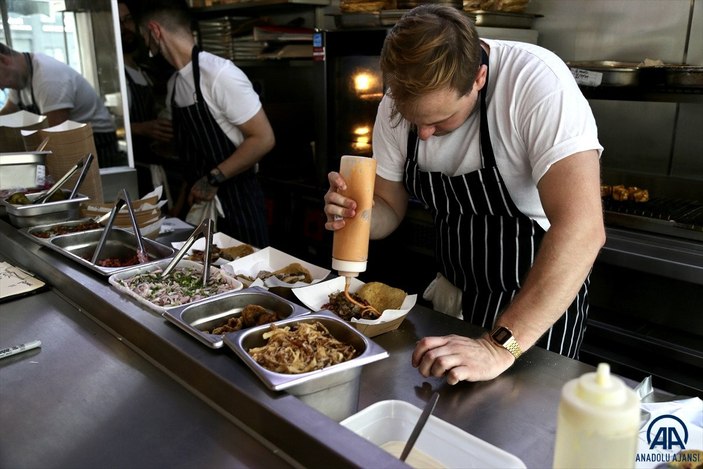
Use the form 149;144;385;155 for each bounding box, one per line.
133;0;274;247
324;5;605;383
0;42;121;167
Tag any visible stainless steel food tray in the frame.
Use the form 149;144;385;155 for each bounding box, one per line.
2;189;89;228
19;218;104;246
163;286;310;349
109;259;244;314
45;228;175;276
223;311;388;394
567;60;641;86
0;151;49;192
466;10;543;29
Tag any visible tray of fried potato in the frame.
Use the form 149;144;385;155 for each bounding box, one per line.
293;276;417;337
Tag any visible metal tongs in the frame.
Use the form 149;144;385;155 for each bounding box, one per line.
33;153;93;204
91;188;149;265
160;218;215;287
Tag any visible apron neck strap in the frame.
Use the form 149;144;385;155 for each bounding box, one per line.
191;45;205;104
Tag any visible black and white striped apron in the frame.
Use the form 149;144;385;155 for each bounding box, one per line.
171;46;269;248
403;49;589;358
125;69;157;160
126;67;159;194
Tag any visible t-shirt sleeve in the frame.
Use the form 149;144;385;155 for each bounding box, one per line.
372;95;408;182
209;62;261;125
514;53;602;184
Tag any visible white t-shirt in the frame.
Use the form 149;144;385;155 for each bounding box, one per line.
373;39;603;231
166;51;262;146
9;53;115;133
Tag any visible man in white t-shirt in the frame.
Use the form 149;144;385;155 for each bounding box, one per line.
0;43;121;167
324;5;605;383
133;0;274;247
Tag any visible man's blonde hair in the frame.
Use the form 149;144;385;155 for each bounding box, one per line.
380;4;482;120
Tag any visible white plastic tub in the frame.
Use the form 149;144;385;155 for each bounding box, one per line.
341;400;526;468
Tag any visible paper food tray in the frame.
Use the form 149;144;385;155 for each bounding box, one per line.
341;400;526;468
171;232;259;266
293;276;416;337
108;259;243;314
221;246;330;288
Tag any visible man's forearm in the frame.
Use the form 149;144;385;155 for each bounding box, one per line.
494;217;605;350
369;195;404;239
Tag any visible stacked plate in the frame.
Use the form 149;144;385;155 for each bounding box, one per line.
198;17;236;59
197;17;268;61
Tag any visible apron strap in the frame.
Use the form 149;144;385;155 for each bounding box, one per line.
191;45;205;104
478;47;496;168
21;53;40;114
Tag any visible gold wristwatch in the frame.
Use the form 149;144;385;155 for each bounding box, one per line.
490;326;522;360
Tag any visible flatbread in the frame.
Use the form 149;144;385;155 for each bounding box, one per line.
357;282;406;313
273;263;312;284
220;244;255;261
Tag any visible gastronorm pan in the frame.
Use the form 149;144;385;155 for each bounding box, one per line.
224;310;388;421
163;286;310;349
223;310;388;394
19;218;105;246
47;228;175;276
567;61;641;86
109;259;243;315
660;65;703;87
466;10;543;28
2;189;89;228
0;151;49;192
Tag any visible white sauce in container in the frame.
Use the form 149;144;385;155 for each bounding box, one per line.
380;441;445;469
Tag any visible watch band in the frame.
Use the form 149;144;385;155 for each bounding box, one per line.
207;168;225;187
490;326;523;360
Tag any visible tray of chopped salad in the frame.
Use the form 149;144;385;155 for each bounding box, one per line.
108;259;243;314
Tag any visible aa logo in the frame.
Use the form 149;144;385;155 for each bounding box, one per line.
647;414;689;451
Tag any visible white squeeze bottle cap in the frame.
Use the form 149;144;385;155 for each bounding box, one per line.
552;363;641;469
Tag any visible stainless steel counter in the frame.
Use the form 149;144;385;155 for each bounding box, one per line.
0;289;290;469
0;219;618;468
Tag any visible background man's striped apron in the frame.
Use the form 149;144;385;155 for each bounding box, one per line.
171;46;269;248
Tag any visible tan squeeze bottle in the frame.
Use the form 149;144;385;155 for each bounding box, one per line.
332;155;377;294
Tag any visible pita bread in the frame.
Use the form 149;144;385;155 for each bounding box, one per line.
357;282;406;313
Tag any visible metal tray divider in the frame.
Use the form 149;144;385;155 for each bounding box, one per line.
90;188;146;265
160;218;214;286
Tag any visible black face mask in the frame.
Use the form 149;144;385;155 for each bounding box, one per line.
121;30;140;54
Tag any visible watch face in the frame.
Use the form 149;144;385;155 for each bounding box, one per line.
493;327;512;344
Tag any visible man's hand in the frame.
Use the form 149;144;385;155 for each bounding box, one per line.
133;118;173;142
411;334;516;384
323;171;357;231
188;176;218;205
